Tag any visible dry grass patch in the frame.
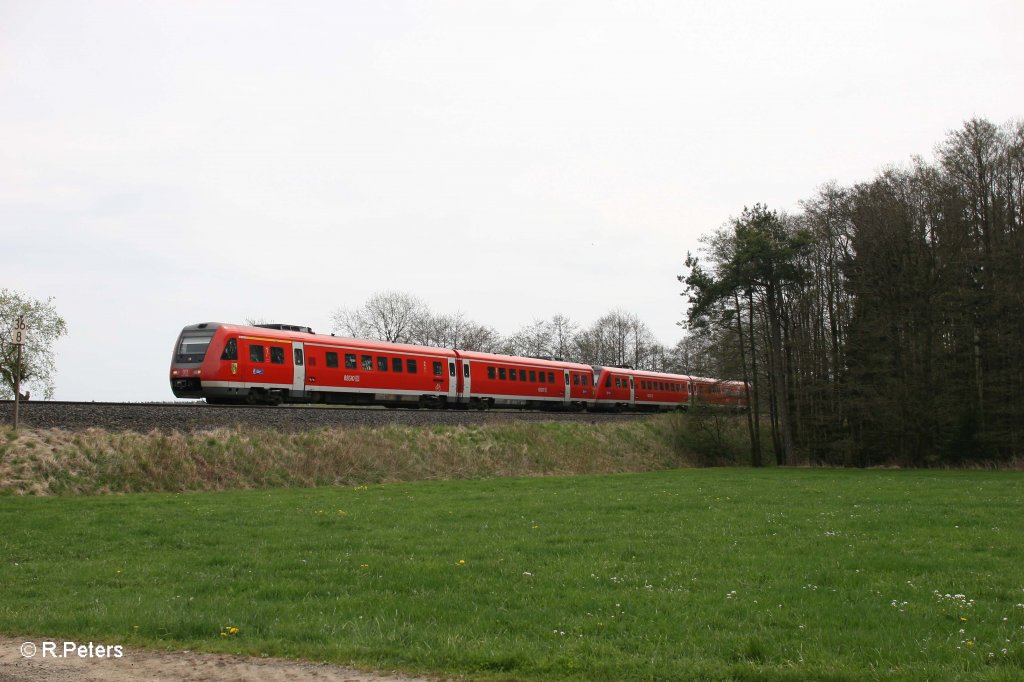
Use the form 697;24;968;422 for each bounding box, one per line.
0;418;692;496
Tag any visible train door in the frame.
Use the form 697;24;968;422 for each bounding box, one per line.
292;342;306;396
448;359;458;401
563;370;571;406
461;359;472;401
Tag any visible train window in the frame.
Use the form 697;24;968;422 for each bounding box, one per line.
629;378;634;389
294;348;304;366
573;374;580;385
250;345;265;363
499;368;507;380
326;352;339;368
270;347;285;364
433;361;443;376
378;356;388;371
463;364;470;378
565;374;570;385
393;357;403;372
582;375;588;386
407;359;417;374
529;370;537;382
548;372;554;383
488;367;496;379
221;338;238;361
449;363;456;377
510;369;517;381
614;377;621;388
539;371;546;383
605;376;611;387
345;354;357;369
362;355;373;371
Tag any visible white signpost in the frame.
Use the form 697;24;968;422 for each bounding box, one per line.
11;316;26;431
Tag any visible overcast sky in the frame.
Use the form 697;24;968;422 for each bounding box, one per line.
2;0;1022;401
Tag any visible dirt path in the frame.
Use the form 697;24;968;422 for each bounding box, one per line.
0;637;439;682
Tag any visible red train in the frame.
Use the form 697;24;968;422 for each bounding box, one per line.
170;322;748;411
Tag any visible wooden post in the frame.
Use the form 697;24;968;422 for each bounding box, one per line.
12;315;24;431
13;340;21;431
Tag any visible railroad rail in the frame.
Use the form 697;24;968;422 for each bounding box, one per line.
0;401;650;433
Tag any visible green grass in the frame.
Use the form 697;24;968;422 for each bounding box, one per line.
1;469;1023;680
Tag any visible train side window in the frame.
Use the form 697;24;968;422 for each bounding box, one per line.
463;364;470;378
433;361;443;376
582;375;588;386
573;374;580;385
547;372;554;383
393;357;403;372
250;345;265;363
629;378;634;389
378;356;388;371
294;348;304;366
614;377;620;388
362;355;373;371
498;368;507;380
326;352;339;368
270;347;285;364
510;369;517;381
605;376;611;387
221;338;238;361
539;372;546;384
407;359;417;374
449;363;456;377
565;374;570;385
529;370;537;382
345;353;357;369
488;367;496;379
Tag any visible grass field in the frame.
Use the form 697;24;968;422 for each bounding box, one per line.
1;468;1023;680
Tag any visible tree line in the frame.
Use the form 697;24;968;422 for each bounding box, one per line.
681;117;1024;466
331;290;685;372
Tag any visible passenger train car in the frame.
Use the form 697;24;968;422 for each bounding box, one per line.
170;322;748;411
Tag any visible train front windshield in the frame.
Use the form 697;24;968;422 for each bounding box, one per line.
175;333;214;364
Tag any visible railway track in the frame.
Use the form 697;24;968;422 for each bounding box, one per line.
0;400;651;432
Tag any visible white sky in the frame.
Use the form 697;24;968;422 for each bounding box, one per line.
2;0;1022;401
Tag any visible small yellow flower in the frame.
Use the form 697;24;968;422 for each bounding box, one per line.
458;559;466;565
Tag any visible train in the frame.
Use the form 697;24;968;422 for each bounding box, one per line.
170;322;748;411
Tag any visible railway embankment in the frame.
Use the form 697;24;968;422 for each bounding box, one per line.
0;410;725;496
0;400;645;431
